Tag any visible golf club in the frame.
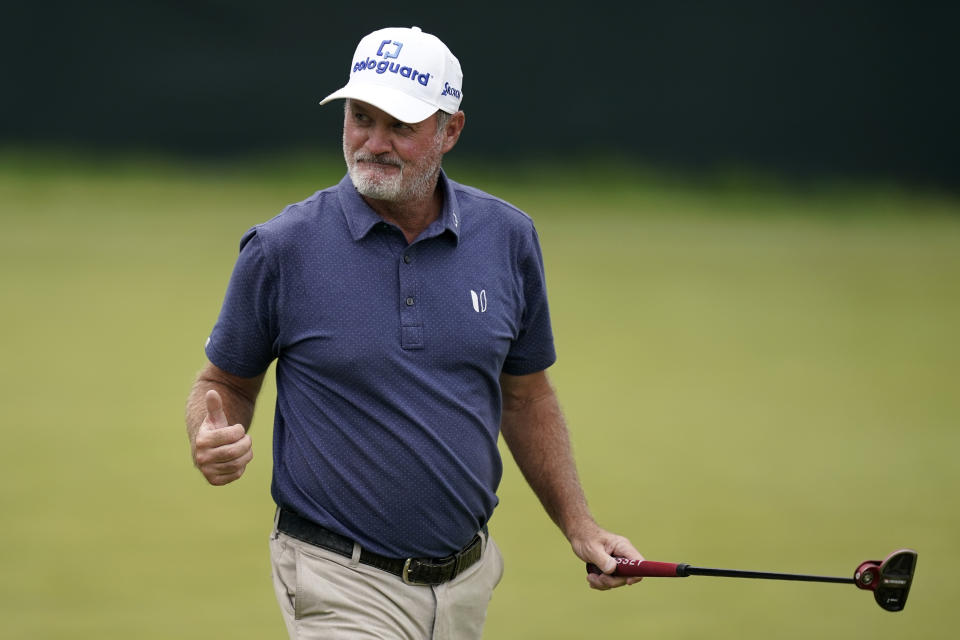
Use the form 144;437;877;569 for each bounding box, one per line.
587;548;917;612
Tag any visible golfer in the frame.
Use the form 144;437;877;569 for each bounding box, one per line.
185;25;643;639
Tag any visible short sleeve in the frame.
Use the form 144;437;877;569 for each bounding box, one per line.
502;223;557;375
204;228;279;377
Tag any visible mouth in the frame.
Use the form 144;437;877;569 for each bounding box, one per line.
355;154;402;172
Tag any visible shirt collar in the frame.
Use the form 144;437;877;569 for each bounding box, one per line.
338;170;462;245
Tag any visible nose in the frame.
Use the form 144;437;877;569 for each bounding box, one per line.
364;124;393;156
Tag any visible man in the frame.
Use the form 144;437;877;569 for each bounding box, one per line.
185;26;642;639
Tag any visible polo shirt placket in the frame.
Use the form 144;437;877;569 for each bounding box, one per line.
398;248;423;350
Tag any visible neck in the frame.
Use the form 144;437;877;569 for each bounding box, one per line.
363;179;444;245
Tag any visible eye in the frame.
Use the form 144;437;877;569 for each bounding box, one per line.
352;111;371;124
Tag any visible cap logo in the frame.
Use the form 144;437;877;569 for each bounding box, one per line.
351;38;431;87
377;39;403;59
441;82;461;99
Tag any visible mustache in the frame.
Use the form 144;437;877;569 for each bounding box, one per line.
353;152;403;168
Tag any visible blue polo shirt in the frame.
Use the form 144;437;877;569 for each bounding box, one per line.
206;171;556;558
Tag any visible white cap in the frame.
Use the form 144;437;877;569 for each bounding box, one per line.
320;26;463;124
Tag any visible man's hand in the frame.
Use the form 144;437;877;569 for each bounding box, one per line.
569;520;645;590
192;389;253;486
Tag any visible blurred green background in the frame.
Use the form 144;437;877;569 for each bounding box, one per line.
4;3;960;637
1;150;957;638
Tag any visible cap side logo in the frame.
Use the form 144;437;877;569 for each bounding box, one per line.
441;82;461;99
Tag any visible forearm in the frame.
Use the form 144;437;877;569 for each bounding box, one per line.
500;371;643;589
500;376;594;540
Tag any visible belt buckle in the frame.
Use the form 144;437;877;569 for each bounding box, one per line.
402;557;445;586
402;535;483;585
401;558;419;585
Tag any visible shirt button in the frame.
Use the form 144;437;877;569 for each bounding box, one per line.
403;254;412;264
405;297;415;306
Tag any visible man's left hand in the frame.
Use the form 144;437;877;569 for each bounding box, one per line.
569;522;644;590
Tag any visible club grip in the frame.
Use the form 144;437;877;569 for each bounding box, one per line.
586;558;689;578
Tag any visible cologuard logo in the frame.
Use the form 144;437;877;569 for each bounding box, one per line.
377;40;403;59
352;39;431;87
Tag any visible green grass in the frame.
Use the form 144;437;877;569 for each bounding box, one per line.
1;149;958;638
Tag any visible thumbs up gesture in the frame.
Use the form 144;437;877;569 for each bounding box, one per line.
192;389;254;486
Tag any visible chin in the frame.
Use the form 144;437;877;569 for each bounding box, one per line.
353;176;404;201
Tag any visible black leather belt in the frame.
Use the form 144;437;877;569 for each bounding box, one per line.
276;508;485;586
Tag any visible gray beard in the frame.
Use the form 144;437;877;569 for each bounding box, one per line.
349;163;439;202
344;140;442;203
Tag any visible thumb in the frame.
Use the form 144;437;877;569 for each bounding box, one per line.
575;537;616;574
598;554;618;575
204;389;228;429
587;549;617;575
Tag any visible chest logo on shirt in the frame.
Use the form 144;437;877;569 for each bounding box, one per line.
470;289;488;313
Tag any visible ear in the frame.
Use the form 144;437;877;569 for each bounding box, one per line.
441;111;466;154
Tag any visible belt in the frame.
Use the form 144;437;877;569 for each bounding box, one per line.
276;508;485;586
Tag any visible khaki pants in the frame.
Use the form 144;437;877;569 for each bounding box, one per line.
270;526;504;639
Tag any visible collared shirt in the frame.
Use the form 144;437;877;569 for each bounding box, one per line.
205;171;556;557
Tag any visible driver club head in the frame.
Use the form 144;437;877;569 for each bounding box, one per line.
855;549;917;612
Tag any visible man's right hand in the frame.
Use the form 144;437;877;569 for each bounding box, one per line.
192;389;254;486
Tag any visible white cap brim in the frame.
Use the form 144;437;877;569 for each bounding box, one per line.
320;82;439;124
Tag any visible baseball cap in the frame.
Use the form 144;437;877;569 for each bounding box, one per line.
320;26;463;124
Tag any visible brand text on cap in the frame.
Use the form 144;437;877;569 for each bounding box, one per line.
352;39;431;87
